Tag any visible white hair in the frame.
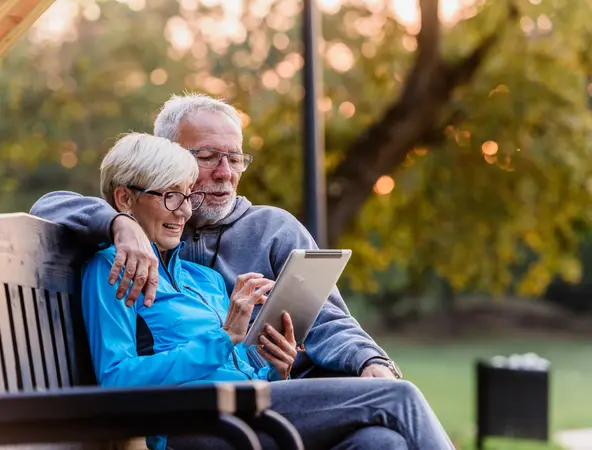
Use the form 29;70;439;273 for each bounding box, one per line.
100;133;198;208
153;93;242;142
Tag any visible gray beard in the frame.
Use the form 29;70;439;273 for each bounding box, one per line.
193;191;236;227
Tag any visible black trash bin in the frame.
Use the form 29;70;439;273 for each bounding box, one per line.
476;356;550;449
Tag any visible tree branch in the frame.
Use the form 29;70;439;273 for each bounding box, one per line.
417;0;441;66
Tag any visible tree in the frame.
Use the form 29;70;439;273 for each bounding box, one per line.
326;0;517;245
1;0;592;297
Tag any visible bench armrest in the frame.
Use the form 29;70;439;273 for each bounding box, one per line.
0;382;270;446
0;384;233;423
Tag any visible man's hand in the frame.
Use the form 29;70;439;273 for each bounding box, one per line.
257;313;297;380
360;364;398;379
109;215;159;307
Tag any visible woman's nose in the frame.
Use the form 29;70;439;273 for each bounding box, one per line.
175;198;193;220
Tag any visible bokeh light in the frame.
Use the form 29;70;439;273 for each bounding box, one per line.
319;0;343;14
373;176;395;195
339;101;356;118
326;42;354;73
482;141;499;156
272;33;290;50
150;68;168;85
249;136;264;150
61;152;78;169
277;61;296;78
261;70;280;90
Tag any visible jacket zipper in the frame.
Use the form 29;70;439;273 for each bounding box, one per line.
195;231;205;265
156;251;180;292
184;284;252;380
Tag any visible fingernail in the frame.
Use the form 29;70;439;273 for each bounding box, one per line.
116;292;123;300
265;325;272;332
125;300;133;307
108;278;115;285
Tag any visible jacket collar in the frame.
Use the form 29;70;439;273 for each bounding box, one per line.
151;241;185;281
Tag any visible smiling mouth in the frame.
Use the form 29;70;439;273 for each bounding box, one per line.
163;223;183;231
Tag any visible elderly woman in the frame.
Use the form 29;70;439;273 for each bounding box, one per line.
82;133;454;450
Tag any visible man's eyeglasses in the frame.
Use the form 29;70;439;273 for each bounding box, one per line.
188;148;253;173
128;186;206;211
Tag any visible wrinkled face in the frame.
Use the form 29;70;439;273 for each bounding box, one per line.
177;110;243;224
130;179;194;252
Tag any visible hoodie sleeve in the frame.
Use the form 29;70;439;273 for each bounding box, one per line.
30;191;121;245
269;213;389;376
81;252;235;387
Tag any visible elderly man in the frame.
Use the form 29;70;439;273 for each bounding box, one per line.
30;93;402;381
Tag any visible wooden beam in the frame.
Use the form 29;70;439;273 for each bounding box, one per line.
0;0;55;57
0;0;21;21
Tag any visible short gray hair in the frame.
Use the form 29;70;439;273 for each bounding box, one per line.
100;133;198;207
153;93;242;142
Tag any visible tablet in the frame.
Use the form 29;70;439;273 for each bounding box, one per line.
243;249;352;347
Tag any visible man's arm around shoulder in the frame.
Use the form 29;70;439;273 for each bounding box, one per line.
31;191;160;306
30;191;118;245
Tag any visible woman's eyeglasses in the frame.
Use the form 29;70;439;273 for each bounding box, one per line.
128;186;206;212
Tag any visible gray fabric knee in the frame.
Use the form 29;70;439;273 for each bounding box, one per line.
331;426;409;450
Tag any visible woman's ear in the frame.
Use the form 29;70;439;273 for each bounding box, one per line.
112;186;134;213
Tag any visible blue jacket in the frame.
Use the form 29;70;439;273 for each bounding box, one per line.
81;243;277;386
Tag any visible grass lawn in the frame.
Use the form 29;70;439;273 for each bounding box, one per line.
376;335;592;449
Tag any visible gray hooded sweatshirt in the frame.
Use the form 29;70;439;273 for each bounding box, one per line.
30;192;389;376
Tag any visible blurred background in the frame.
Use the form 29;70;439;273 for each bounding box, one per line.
1;0;592;448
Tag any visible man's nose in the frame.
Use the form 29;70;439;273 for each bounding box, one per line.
212;156;232;181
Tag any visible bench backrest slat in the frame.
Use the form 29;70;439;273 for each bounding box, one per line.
0;213;94;393
21;285;47;390
61;292;80;386
34;287;60;389
47;290;71;388
8;283;34;391
0;283;19;392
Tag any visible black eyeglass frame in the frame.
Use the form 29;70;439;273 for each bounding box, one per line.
188;148;253;173
127;185;206;212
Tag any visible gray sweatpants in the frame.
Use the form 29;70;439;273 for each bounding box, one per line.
167;378;454;450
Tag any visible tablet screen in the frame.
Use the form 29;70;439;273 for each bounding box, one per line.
243;249;351;347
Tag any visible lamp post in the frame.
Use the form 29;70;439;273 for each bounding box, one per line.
302;0;327;248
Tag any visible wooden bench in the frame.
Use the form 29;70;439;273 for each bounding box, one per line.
0;213;303;450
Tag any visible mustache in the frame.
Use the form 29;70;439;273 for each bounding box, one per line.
197;183;234;194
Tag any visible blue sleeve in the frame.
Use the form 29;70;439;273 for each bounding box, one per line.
30;191;120;245
215;272;279;381
215;272;231;311
81;253;235;387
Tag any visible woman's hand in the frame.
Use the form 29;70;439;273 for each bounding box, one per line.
257;313;297;380
223;273;274;345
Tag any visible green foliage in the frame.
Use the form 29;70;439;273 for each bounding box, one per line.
2;0;592;299
343;0;592;296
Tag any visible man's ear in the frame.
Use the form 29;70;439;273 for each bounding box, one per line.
112;186;134;212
